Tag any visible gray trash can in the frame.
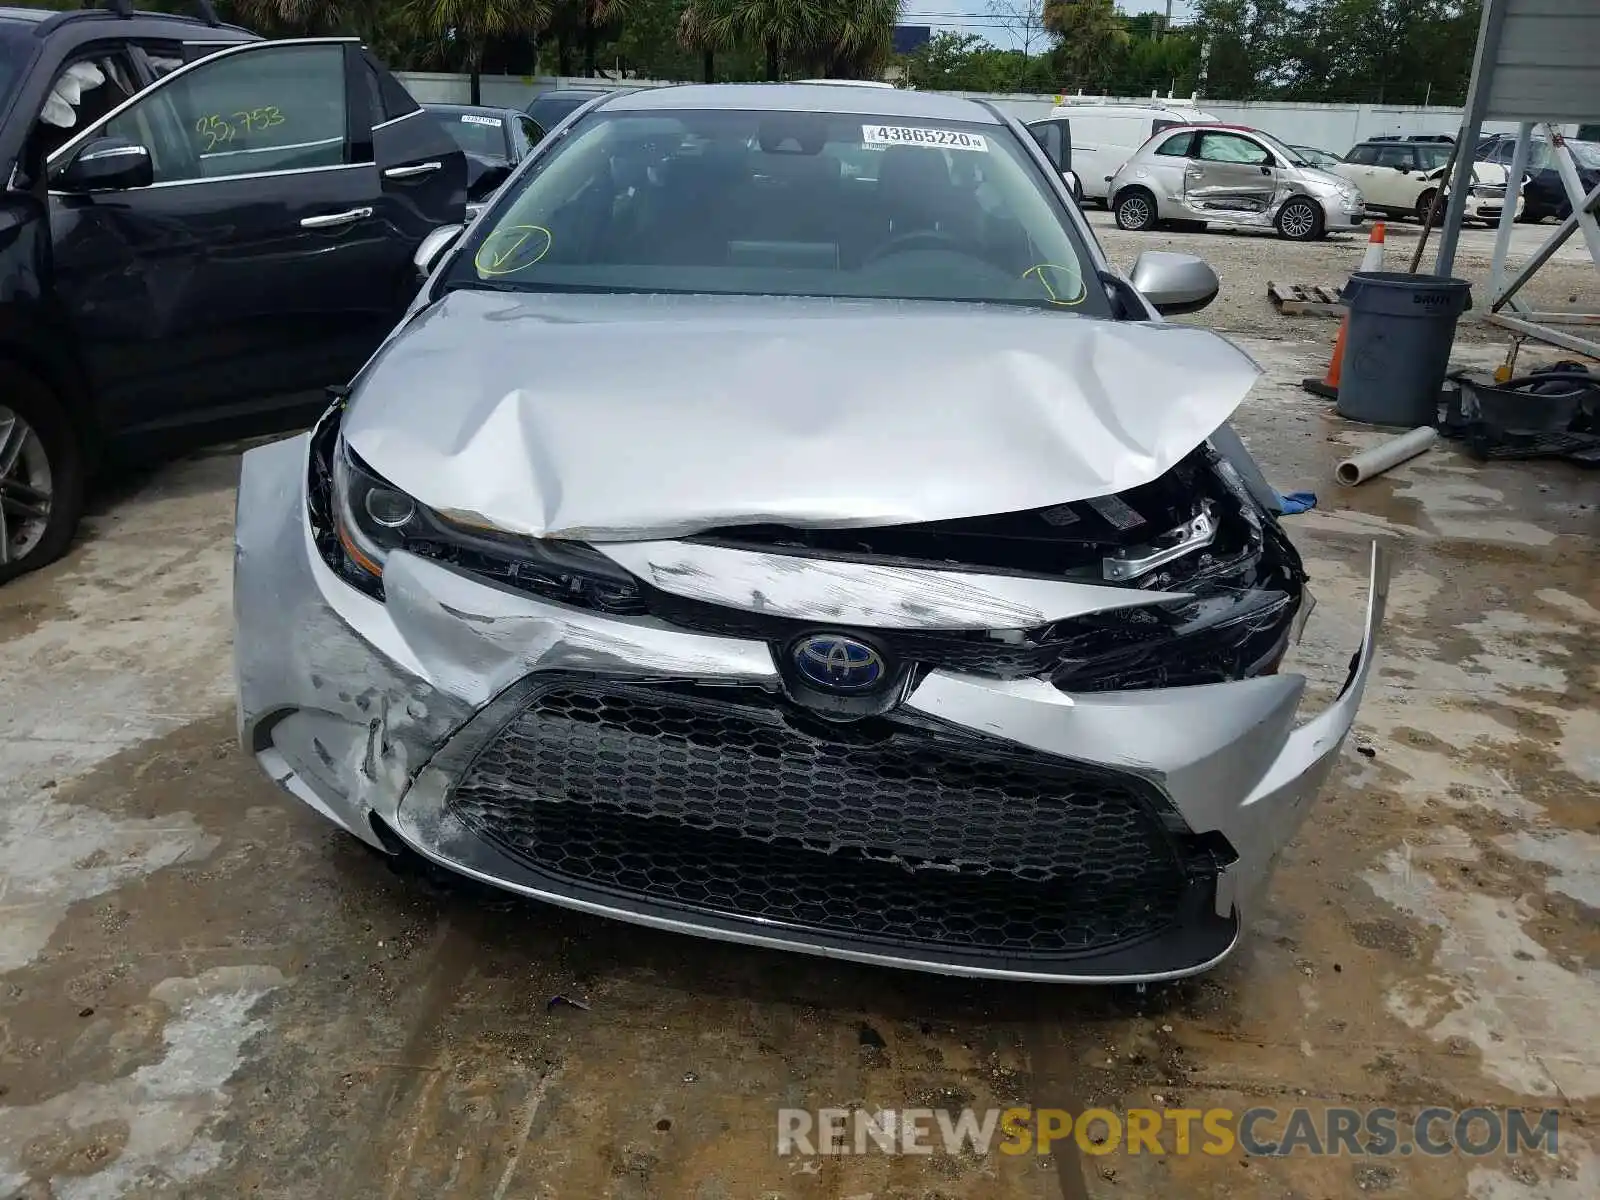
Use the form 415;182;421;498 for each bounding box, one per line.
1336;271;1472;426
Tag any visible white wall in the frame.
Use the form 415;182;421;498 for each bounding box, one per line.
395;72;1578;154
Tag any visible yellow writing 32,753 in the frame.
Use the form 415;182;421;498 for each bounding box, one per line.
194;107;285;151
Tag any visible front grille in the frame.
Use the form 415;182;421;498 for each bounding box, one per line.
642;585;1072;679
446;681;1208;958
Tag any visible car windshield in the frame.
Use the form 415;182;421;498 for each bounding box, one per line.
526;92;599;128
1570;140;1600;169
434;109;510;160
1251;130;1310;167
445;107;1106;315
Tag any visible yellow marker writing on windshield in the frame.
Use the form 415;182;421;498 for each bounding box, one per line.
1023;263;1085;307
476;225;553;276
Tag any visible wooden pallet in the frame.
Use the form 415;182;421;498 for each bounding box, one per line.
1268;281;1346;317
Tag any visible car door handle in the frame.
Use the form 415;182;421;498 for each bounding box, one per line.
384;161;443;179
300;207;374;229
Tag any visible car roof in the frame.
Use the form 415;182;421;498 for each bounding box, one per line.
2;5;249;37
426;103;515;115
600;83;1004;124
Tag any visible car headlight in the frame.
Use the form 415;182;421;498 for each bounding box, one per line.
315;419;643;614
1337;185;1359;203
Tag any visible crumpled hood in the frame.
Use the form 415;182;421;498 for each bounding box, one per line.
343;290;1261;540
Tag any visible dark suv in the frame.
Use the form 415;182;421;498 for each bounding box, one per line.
1475;132;1600;223
0;3;466;583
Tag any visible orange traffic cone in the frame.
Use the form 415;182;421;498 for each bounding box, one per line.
1359;221;1386;272
1303;223;1385;398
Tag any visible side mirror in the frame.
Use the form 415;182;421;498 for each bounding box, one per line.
414;223;464;278
1129;250;1220;316
55;136;153;193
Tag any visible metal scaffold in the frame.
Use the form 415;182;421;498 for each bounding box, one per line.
1433;0;1599;368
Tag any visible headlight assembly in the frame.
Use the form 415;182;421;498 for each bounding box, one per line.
312;418;644;614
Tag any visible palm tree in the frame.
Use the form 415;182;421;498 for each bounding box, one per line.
405;0;552;103
812;0;900;79
684;0;901;82
677;0;720;83
1044;0;1130;93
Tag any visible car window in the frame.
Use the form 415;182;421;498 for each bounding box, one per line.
25;49;141;181
1196;132;1270;165
1415;144;1451;171
1028;120;1063;167
1346;145;1376;165
525;93;595;129
519;116;544;148
363;50;419;122
435;109;510;160
1153;132;1192;157
1569;140;1600;169
446;108;1110;317
1526;141;1554;169
89;43;348;183
1373;144;1413;170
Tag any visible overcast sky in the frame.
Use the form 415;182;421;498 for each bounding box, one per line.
902;1;1195;50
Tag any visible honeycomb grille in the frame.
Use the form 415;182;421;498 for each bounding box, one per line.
446;682;1198;957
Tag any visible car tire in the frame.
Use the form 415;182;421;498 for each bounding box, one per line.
0;365;86;586
1414;190;1439;224
1275;196;1323;241
1114;188;1158;232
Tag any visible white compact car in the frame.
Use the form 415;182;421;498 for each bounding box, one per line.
1332;140;1523;224
1109;124;1366;241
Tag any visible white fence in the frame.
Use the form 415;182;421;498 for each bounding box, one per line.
395;72;1580;154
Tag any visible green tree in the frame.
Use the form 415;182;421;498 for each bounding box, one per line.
1044;0;1131;93
403;0;551;102
682;0;900;82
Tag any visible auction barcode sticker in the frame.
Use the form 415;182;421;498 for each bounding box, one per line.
862;125;988;152
461;114;503;127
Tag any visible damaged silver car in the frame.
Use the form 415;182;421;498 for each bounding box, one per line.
235;85;1387;983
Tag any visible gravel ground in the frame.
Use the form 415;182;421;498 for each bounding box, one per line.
1086;208;1598;346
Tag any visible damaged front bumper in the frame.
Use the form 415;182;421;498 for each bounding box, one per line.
236;433;1389;984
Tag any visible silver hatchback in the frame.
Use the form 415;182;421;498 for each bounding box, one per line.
1110;124;1366;241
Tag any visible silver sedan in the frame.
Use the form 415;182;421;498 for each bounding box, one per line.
1110;123;1367;240
234;85;1386;984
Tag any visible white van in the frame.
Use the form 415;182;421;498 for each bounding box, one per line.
1048;102;1219;203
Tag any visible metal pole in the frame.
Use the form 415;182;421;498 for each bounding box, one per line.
1435;0;1512;277
1488;121;1534;305
1410;139;1460;273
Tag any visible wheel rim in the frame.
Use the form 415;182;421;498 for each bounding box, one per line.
1282;202;1315;238
0;405;54;566
1121;196;1151;227
1417;193;1436;221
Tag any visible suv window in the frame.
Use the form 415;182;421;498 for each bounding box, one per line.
1153;131;1193;157
1373;144;1414;170
1346;144;1377;165
92;43;348;183
1196;132;1269;165
1416;144;1451;171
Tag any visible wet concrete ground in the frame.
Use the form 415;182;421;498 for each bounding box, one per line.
1;335;1598;1199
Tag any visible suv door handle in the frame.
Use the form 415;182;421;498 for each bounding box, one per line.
384;161;443;179
300;207;374;229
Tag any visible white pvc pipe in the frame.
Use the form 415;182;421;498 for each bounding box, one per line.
1335;427;1438;486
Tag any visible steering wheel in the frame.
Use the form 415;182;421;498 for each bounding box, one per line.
863;228;966;266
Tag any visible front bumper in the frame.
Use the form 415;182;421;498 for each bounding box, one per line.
235;434;1389;983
